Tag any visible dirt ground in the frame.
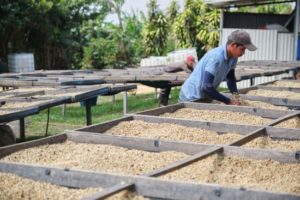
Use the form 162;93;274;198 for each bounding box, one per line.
129;84;157;95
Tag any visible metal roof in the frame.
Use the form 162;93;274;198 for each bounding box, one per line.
204;0;294;8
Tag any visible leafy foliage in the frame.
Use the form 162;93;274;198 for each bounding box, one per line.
174;0;220;58
236;1;293;14
0;0;110;69
0;0;291;70
142;0;169;56
80;9;144;69
166;0;180;52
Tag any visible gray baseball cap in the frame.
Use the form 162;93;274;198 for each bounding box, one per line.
228;30;257;51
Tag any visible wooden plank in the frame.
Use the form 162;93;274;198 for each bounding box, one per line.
133;114;257;134
0;162;298;200
0;79;34;87
136;103;184;116
229;111;300;146
237;86;259;94
32;81;61;87
222;146;300;163
228;127;265;146
66;131;299;163
265;127;300;140
133;115;300;140
67;131;199;154
106;84;137;95
145;122;269;177
76;115;134;133
136;100;294;119
0;107;39;124
0;134;67;158
72;87;110;102
0;91;45;98
82;182;134;200
257;85;300;93
268;111;300;126
238;94;300;107
35;97;71;110
145;146;223;177
103;76;137;82
0;96;71;111
60;79;106;86
183;102;291;119
136;76;178;81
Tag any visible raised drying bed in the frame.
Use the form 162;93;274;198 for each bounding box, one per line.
1;127;299;200
234;83;300;108
1;101;300;199
0;171;148;200
160;154;299;195
135;102;300;129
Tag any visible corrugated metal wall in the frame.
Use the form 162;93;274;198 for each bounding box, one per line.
277;33;294;61
222;28;294;61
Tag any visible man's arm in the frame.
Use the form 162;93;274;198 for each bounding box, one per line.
226;69;238;94
201;71;231;104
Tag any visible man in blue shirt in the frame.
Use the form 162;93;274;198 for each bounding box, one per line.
179;30;257;105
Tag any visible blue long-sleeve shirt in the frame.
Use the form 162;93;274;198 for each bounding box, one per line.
179;45;237;103
201;70;238;104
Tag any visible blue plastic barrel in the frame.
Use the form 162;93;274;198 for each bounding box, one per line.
8;53;35;73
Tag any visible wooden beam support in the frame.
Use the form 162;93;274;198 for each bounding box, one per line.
183;102;291;119
145;146;223;177
268;111;300;126
81;182;134;200
257;85;300;93
0;162;298;200
66;131;299;163
228;111;300;146
136;101;293;119
77;114;300;140
85;100;92;126
237;94;300;107
19;118;25;142
0;134;67;158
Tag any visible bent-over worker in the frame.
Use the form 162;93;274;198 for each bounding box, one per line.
179;30;257;105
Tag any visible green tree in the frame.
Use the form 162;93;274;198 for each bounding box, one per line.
143;0;169;56
237;1;292;14
0;0;110;70
106;0;129;66
166;0;180;52
174;0;220;58
122;11;145;65
81;8;144;69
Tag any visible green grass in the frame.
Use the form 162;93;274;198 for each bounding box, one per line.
25;86;227;141
25;88;181;141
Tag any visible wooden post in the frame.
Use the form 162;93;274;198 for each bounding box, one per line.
19;118;25;142
250;77;255;86
123;83;128;115
85;100;92;126
61;104;66;116
112;83;116;103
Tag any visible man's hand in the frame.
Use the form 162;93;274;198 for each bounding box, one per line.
230;93;248;106
227;100;242;106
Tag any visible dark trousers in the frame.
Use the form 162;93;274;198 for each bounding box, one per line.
159;87;171;106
